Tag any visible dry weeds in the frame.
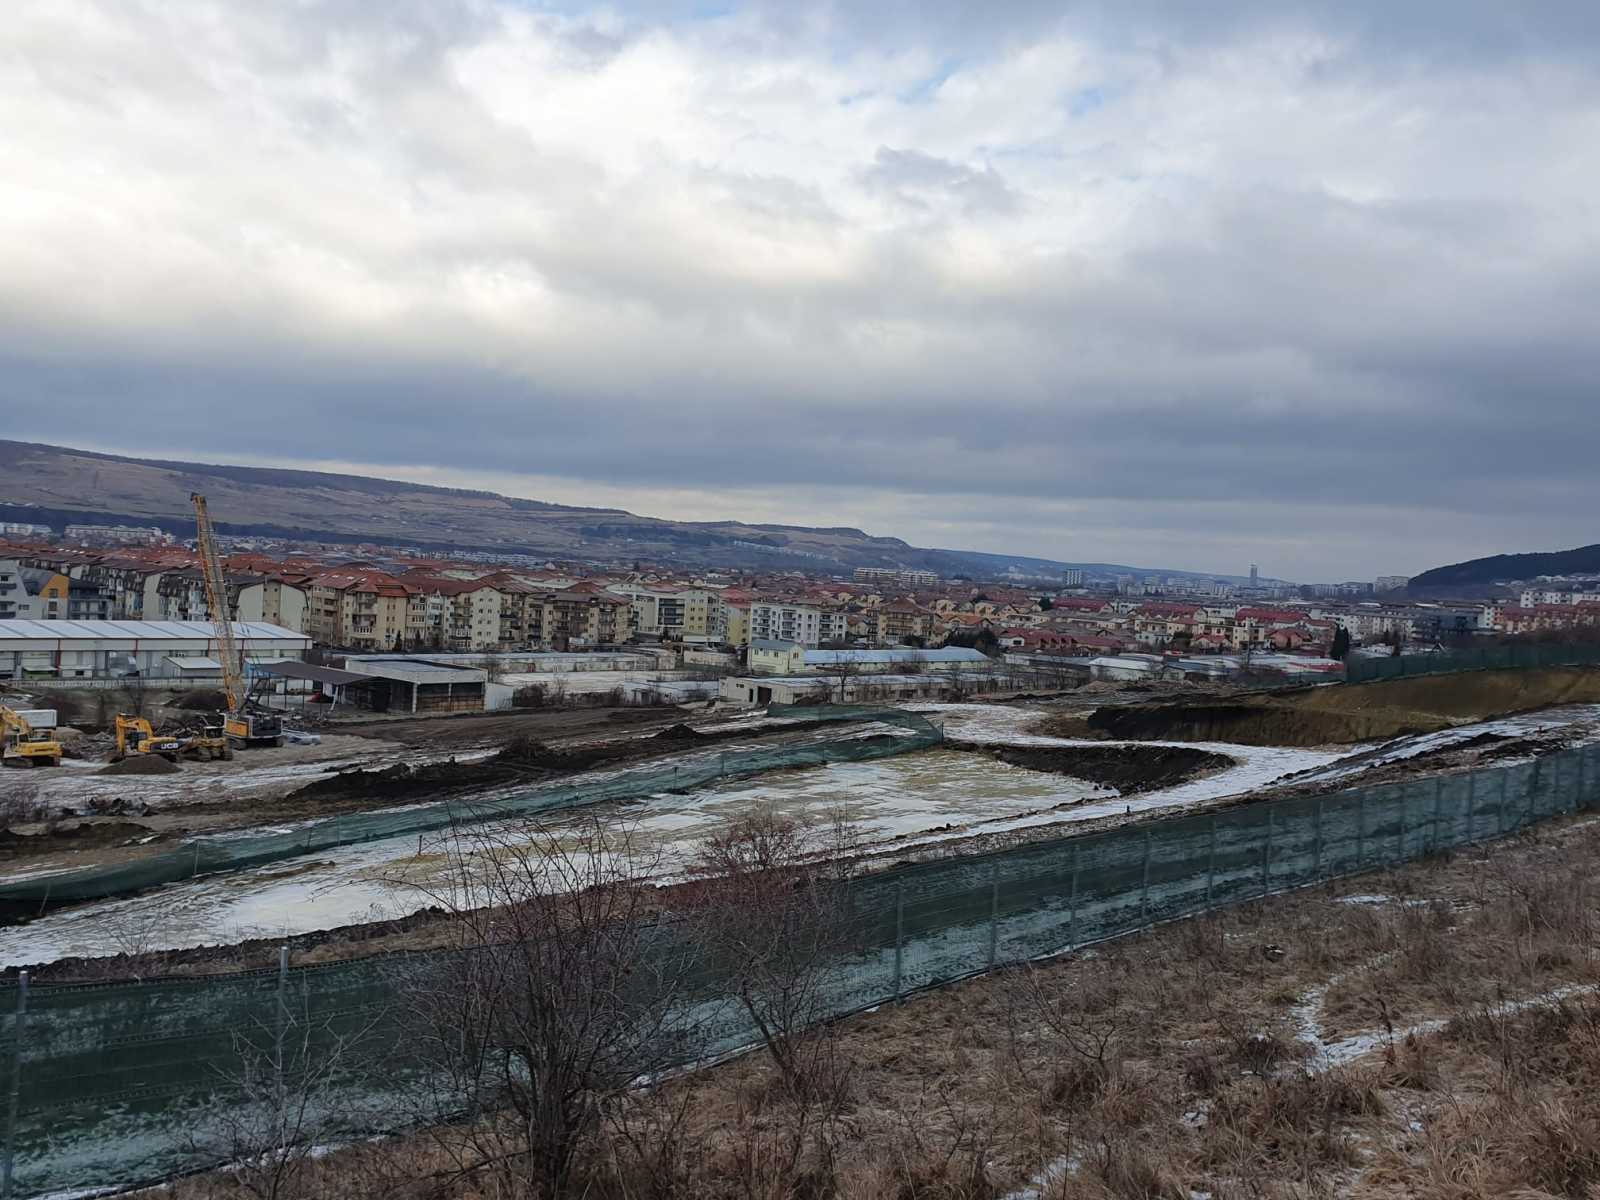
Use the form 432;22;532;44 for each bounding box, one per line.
153;811;1600;1200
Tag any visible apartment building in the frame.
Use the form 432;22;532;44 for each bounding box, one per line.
0;561;68;621
749;599;824;647
717;590;752;647
537;586;631;649
871;601;930;644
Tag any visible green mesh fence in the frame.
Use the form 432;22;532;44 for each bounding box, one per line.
0;705;942;907
3;740;1598;1197
1346;642;1600;683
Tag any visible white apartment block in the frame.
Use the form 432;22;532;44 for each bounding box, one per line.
749;601;824;647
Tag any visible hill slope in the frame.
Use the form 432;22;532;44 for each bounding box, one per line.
0;439;1241;581
1410;544;1600;591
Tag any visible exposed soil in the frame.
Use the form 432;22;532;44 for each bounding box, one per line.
98;755;181;776
1087;666;1600;746
0;820;159;858
284;716;870;806
330;705;693;750
959;742;1237;794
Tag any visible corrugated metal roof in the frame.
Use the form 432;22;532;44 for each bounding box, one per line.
803;647;989;665
0;619;307;641
164;656;223;670
255;661;373;686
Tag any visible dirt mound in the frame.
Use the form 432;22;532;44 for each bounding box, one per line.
652;723;708;742
975;744;1236;794
1087;667;1600;747
170;689;228;710
98;755;181;776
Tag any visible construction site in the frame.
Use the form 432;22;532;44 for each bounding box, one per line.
5;497;1600;1199
3;617;1600;1198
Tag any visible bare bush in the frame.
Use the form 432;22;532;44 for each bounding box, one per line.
397;816;711;1197
687;806;857;1108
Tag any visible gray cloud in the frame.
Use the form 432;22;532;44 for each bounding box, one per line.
859;147;1020;216
3;0;1599;579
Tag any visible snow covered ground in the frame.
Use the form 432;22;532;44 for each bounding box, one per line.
5;701;1597;967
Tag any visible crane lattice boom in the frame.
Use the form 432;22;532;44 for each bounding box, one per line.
190;492;244;711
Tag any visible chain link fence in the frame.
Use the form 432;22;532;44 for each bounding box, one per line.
3;737;1597;1196
1346;642;1600;683
0;705;942;908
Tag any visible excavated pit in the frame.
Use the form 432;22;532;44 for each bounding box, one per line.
960;743;1237;794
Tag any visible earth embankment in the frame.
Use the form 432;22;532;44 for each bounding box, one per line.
1084;667;1600;746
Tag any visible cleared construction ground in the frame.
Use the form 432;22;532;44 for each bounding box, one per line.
1082;665;1600;745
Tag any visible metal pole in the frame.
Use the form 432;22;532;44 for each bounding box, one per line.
2;971;28;1200
1261;808;1272;895
1068;843;1080;948
1206;816;1217;906
276;944;289;1101
1356;792;1366;868
1313;797;1323;880
891;880;904;998
1431;776;1443;854
987;860;999;969
1140;830;1152;925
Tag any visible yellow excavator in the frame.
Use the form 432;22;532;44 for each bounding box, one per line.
111;713;234;763
1;705;63;768
192;492;283;749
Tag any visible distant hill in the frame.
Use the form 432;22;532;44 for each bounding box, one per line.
0;439;1245;583
1410;543;1600;592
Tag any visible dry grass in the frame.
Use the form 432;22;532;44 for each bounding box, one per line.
153;812;1600;1200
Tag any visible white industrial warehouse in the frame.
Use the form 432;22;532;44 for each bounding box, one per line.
0;620;311;682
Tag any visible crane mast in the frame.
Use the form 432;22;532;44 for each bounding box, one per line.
190;492;283;748
190;492;243;711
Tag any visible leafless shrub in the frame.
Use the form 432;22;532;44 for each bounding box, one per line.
0;777;48;829
396;816;711;1198
687;806;857;1109
998;966;1126;1120
186;1003;380;1200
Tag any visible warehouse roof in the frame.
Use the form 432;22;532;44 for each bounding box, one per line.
0;620;307;641
803;647;989;666
253;661;374;687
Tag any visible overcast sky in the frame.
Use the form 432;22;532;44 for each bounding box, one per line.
5;1;1598;580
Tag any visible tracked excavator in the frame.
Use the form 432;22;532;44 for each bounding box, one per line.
1;705;62;767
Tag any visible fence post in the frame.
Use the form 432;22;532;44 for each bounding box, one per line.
1;971;28;1200
1497;771;1509;836
1356;792;1366;869
987;860;999;969
892;880;904;999
1206;816;1217;906
1068;843;1080;948
1397;788;1407;863
1579;747;1590;810
1140;830;1152;925
1313;797;1324;880
276;944;290;1101
1261;808;1273;895
1432;776;1444;853
1467;773;1479;843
